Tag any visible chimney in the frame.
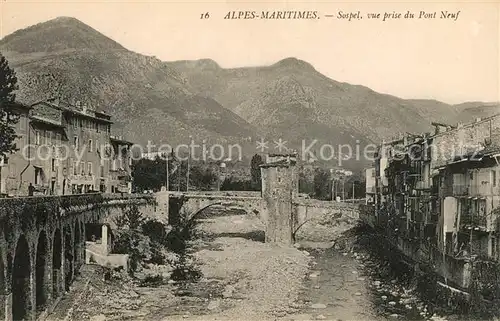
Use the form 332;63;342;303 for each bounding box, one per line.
476;117;482;123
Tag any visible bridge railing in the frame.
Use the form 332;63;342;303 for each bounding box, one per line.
0;193;156;220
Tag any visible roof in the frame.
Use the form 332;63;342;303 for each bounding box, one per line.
30;115;65;128
260;158;296;168
33;100;113;124
480;144;500;157
110;136;134;146
2;101;32;111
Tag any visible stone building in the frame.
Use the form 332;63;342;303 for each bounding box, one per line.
0;98;134;196
109;135;134;193
366;113;500;288
260;153;297;244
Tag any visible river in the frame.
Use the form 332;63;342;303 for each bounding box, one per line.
297;225;467;321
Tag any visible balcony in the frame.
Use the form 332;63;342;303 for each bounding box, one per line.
461;214;487;230
452;184;469;196
415;181;431;190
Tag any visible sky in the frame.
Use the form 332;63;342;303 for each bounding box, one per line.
0;0;499;105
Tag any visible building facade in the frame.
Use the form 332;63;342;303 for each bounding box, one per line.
0;99;134;196
365;114;500;289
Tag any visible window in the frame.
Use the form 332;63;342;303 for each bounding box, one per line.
73;161;78;175
34;168;41;185
96;140;100;153
19;115;25;131
55;133;61;146
46;131;52;145
51;159;56;172
107;125;111;133
88;139;93;152
97;123;100;133
35;131;40;145
73;136;79;150
492;170;497;187
72;118;77;129
81;162;85;175
87;162;93;175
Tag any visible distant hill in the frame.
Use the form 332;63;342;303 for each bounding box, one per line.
0;17;257;154
1;17;497;170
169;58;499;145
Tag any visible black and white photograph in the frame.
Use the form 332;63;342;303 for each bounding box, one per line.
0;1;498;320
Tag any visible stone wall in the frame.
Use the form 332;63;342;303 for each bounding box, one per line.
0;193;155;321
431;115;500;169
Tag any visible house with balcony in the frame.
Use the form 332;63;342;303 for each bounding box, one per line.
2;98;134;196
365;167;376;203
438;144;500;259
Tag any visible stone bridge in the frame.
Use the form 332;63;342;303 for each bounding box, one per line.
0;193;156;321
167;191;360;244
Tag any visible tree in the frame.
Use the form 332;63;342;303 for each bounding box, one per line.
313;168;331;200
250;154;264;190
0;53;19;159
113;205;151;275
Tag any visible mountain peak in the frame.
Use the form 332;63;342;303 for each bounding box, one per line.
0;16;126;53
272;57;315;71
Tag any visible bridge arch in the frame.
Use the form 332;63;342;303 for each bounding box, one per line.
52;228;62;299
74;220;82;273
172;195;266;225
12;234;32;321
0;245;5;321
64;228;73;291
35;230;49;312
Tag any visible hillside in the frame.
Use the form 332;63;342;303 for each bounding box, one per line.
1;16;497;170
169;58;499;148
0;17;257;152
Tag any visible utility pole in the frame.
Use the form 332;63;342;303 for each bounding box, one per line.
217;164;221;192
186;136;193;192
342;179;345;201
165;153;169;192
186;156;190;192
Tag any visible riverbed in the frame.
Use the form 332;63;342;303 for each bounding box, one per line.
52;210;460;321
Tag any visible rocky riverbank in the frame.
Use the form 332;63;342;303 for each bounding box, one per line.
47;211;324;321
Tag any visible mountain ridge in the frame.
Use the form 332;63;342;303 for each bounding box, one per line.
1;16;498;169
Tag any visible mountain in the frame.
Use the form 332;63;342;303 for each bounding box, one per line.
0;17;257;153
168;58;499;147
1;17;497;170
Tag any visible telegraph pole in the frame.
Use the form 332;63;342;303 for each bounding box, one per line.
165;152;169;192
186;136;192;192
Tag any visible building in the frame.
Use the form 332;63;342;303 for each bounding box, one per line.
0;101;32;196
0;98;134;196
109;135;134;193
365;113;500;289
365;167;376;204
